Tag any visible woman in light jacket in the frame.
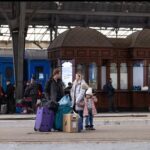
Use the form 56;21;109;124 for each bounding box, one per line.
70;72;89;130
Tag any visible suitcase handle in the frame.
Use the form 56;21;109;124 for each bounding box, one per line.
72;116;77;119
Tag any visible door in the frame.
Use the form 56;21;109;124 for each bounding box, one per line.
3;64;14;90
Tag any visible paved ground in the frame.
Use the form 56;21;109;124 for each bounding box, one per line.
0;113;150;149
0;142;150;150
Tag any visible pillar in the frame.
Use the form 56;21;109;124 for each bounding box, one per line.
11;2;26;99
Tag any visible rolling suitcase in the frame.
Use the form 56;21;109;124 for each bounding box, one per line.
0;104;7;114
34;106;54;132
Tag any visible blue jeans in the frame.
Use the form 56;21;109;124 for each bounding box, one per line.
85;109;93;127
77;110;83;130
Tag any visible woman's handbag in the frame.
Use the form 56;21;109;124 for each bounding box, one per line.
44;100;59;112
77;100;85;108
24;97;32;102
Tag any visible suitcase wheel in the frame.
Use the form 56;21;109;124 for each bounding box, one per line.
48;128;51;132
34;127;37;131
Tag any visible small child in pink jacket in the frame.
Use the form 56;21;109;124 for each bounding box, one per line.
83;87;97;130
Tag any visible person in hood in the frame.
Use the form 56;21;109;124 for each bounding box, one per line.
83;87;97;130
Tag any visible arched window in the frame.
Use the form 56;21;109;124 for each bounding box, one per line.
120;63;128;89
89;62;97;89
62;61;73;87
77;64;86;80
133;61;143;87
110;63;117;89
148;64;150;84
101;65;106;89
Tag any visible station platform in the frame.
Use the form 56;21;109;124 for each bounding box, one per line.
0;112;150;149
0;112;150;126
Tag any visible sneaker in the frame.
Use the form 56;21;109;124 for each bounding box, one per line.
51;128;55;132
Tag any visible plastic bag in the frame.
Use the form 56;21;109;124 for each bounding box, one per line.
58;95;72;106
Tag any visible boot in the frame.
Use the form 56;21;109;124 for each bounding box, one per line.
89;125;96;130
85;125;90;130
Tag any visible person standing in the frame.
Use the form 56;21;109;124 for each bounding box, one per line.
70;72;89;130
26;76;39;113
5;80;15;114
64;82;72;96
83;87;97;130
0;83;5;106
45;68;64;103
24;81;31;97
104;78;116;112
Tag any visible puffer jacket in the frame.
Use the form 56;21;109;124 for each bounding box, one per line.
70;79;88;111
83;96;97;116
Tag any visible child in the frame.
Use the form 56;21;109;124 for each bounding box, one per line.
83;87;97;130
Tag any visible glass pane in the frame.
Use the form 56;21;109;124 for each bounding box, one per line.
133;61;143;87
62;61;73;87
148;64;150;84
120;63;128;89
35;66;44;80
110;63;117;89
77;64;86;80
101;66;106;89
89;62;97;89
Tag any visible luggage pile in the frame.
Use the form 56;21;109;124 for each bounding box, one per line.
0;104;7;114
34;95;82;133
0;97;7;114
16;98;33;114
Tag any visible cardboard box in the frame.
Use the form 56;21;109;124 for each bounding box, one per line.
63;114;79;133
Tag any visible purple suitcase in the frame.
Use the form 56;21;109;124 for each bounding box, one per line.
34;106;54;132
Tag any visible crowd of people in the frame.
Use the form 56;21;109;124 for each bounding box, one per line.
0;67;116;130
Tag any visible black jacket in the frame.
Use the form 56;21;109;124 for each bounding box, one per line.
104;81;115;97
24;82;39;98
45;78;64;102
6;83;15;99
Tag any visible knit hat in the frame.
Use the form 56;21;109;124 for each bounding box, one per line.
86;87;93;96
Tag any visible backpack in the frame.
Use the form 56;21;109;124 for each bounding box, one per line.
29;84;38;96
